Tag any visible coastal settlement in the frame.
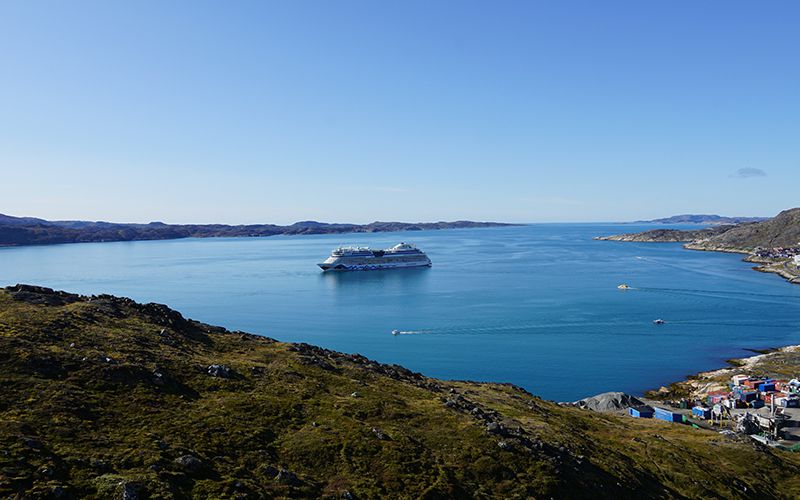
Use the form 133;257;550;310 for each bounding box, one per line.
576;347;800;451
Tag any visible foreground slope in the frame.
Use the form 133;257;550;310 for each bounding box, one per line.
2;285;800;499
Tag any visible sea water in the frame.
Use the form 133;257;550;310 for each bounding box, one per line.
2;224;799;401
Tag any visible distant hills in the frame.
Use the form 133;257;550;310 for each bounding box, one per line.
602;208;800;250
597;208;800;284
633;214;768;225
685;208;800;251
595;226;733;243
0;214;514;247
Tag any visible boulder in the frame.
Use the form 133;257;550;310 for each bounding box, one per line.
575;392;644;412
371;427;389;440
275;467;300;485
207;364;232;378
175;454;204;474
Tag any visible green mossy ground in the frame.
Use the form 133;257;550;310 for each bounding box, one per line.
2;285;800;499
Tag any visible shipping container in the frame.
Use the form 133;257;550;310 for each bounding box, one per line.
783;397;800;408
731;374;749;386
736;391;758;402
654;407;683;423
628;406;654;418
691;406;711;419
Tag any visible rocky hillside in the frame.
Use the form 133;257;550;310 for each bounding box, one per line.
686;208;800;251
599;208;800;251
3;285;800;498
594;226;733;243
0;214;513;247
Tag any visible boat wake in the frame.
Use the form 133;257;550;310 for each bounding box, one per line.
391;314;800;337
635;286;800;306
391;330;428;335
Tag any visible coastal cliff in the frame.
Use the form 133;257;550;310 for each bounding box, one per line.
3;285;800;498
0;214;514;247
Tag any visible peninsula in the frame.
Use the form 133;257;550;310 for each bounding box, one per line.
597;208;800;284
3;284;800;498
0;214;513;247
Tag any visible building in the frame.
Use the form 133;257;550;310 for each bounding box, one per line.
692;406;712;419
628;406;654;418
794;255;800;267
654;407;684;423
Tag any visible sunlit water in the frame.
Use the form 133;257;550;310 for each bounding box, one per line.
2;224;799;401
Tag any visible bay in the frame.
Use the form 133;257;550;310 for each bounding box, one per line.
2;223;799;401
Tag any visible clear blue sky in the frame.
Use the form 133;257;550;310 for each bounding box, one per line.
1;1;798;224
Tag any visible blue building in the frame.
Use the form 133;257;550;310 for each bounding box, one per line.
654;407;684;423
628;406;654;418
691;406;711;419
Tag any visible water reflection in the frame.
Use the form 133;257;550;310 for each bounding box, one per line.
319;267;431;292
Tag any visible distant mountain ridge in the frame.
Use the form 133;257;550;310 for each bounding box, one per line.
0;213;514;247
633;214;768;225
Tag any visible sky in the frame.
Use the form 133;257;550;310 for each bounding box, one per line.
1;1;798;224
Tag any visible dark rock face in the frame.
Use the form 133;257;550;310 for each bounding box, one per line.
275;468;301;486
371;427;390;441
174;454;204;474
6;284;82;306
121;481;142;500
207;364;233;378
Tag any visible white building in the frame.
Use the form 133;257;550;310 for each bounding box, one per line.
794;255;800;267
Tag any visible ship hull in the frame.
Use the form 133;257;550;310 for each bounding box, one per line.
318;260;431;272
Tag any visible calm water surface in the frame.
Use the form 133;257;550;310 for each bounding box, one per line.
2;224;799;401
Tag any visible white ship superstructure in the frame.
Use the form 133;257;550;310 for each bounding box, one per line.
318;243;432;271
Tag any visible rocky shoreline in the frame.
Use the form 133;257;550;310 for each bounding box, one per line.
597;207;800;285
647;345;800;402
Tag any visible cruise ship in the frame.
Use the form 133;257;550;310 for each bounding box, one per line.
318;243;432;271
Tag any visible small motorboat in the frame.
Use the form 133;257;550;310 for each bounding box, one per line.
652;319;665;325
617;284;631;290
391;329;400;336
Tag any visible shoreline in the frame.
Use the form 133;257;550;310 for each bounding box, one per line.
646;344;800;401
0;219;518;248
595;238;800;398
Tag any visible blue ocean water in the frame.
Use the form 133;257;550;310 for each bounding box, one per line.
1;224;799;401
